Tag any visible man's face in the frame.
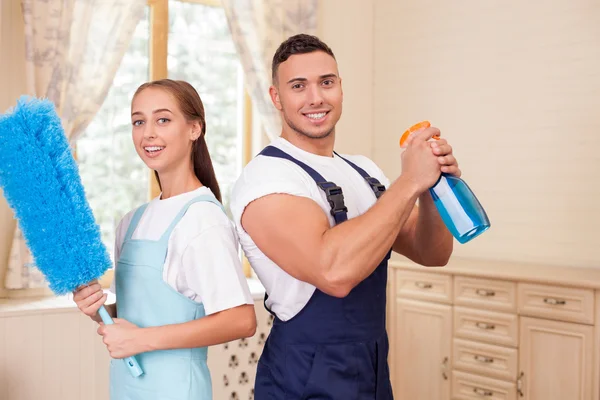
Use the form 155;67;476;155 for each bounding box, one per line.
270;51;343;139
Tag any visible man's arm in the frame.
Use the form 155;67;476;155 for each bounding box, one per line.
242;176;419;298
391;194;453;266
241;128;442;298
392;137;458;266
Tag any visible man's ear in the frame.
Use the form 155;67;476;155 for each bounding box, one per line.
269;85;283;111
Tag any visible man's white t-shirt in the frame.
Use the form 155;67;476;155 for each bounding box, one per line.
110;186;254;316
230;137;390;321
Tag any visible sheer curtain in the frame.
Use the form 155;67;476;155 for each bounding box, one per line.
4;0;145;290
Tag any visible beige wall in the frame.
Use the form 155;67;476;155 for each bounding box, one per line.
0;0;27;294
318;0;375;157
373;0;600;268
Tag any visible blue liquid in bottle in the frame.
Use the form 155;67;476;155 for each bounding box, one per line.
400;121;490;244
429;173;490;244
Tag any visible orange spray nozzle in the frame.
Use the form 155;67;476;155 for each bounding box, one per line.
399;120;439;147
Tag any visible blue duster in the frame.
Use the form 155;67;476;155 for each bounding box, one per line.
0;96;143;377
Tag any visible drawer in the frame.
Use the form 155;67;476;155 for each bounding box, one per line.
452;371;516;400
454;277;516;313
453;338;518;382
454;307;518;347
396;270;452;304
518;283;594;325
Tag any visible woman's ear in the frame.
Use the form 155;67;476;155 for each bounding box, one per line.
190;121;202;141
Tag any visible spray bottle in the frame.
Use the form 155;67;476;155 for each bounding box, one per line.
400;121;490;244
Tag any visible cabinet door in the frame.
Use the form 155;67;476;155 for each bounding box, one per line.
393;298;452;400
519;317;593;400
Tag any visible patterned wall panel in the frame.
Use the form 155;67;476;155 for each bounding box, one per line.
208;299;273;400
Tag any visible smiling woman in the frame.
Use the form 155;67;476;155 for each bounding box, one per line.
130;80;222;202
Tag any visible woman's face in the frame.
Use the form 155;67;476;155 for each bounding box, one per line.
130;87;200;175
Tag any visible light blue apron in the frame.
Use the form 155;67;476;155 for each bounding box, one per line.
110;195;224;400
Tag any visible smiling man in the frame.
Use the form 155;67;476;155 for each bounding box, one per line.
230;34;459;399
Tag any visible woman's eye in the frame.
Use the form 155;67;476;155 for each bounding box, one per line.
132;120;144;126
158;118;170;124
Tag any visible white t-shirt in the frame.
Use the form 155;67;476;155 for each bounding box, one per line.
110;186;253;316
230;137;390;321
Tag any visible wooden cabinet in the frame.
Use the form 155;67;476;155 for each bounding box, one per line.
393;298;452;400
388;258;600;400
518;317;593;399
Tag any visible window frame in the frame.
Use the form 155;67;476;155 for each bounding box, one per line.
147;0;254;197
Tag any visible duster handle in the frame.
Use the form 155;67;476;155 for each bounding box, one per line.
98;306;144;377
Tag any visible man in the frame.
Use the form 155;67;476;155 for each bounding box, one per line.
230;34;458;399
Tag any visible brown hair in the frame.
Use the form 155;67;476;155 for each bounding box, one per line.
133;79;222;202
272;34;336;83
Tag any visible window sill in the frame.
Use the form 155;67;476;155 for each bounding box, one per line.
0;277;265;318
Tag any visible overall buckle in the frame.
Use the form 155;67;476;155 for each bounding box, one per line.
317;182;348;217
365;177;386;198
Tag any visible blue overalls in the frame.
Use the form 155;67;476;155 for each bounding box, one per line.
255;146;394;400
110;195;223;400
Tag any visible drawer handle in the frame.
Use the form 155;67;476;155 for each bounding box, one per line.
475;321;496;330
415;281;433;289
441;356;448;380
474;354;494;363
475;288;496;297
517;371;525;397
544;297;566;306
473;387;493;397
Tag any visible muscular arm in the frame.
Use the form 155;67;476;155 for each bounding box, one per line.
392;193;453;266
392;136;458;266
242;175;420;298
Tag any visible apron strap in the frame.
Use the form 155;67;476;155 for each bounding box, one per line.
123;203;150;241
159;194;225;243
258;146;348;224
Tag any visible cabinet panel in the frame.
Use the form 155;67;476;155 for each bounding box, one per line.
394;298;452;400
454;307;518;348
454;276;516;313
396;270;452;304
451;370;516;400
453;338;517;382
519;317;593;400
518;283;594;325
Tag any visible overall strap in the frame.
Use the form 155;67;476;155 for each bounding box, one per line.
159;195;225;243
124;203;150;241
259;146;348;224
335;152;387;199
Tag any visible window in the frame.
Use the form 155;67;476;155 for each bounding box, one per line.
78;0;249;263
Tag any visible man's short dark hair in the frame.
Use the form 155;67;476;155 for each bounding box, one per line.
271;34;336;83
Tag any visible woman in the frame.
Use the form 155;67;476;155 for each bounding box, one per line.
74;79;256;400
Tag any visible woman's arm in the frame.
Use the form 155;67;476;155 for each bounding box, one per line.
142;304;256;351
98;304;256;359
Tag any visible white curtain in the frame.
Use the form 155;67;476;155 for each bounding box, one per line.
5;0;146;290
222;0;319;140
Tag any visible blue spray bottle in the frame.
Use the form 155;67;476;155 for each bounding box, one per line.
400;121;490;244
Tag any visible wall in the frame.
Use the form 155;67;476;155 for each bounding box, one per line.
318;0;375;157
0;296;271;400
373;0;600;268
0;0;28;294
